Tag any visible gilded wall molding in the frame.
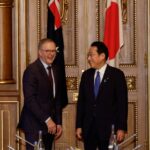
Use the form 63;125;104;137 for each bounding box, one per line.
65;0;78;67
122;0;127;24
126;76;136;91
96;0;100;40
0;100;19;150
61;0;69;24
96;0;105;41
37;0;41;43
0;0;15;84
128;101;138;146
120;0;136;67
118;100;138;148
24;0;29;66
73;92;78;102
0;110;11;148
66;76;78;90
0;0;13;7
96;0;136;67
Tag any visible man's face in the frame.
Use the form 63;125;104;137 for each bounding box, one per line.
87;46;105;69
39;41;57;65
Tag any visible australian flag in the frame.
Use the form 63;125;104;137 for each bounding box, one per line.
47;0;68;108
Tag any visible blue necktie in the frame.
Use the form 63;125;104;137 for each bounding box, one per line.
94;71;100;97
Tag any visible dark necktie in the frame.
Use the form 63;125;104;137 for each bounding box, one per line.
94;71;100;97
47;66;54;95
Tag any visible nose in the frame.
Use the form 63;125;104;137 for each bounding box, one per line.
87;55;91;61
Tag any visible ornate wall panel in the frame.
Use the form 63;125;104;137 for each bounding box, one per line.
97;0;136;66
0;98;19;150
66;77;78;90
55;105;76;149
26;0;39;64
9;0;148;149
126;76;136;91
0;0;19;91
120;101;138;149
62;0;78;66
119;0;136;66
96;0;105;40
0;0;20;149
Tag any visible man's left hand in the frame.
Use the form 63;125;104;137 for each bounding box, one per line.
55;125;62;140
117;130;125;142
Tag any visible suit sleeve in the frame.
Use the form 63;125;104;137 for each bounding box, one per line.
115;70;128;131
76;72;86;128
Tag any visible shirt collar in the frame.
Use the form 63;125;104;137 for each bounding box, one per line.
97;63;107;74
40;59;51;69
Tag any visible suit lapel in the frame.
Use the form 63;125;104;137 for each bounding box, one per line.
36;59;50;83
100;65;111;87
36;59;59;93
88;69;96;99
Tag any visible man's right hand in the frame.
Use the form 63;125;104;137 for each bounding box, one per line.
76;128;83;140
46;118;56;135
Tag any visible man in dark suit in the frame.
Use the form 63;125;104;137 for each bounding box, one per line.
76;41;128;150
18;38;63;150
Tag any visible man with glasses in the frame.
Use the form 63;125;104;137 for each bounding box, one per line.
18;38;63;150
76;41;128;150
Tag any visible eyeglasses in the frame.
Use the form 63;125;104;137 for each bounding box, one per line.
40;47;59;53
41;49;58;53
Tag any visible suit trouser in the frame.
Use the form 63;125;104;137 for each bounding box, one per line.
25;132;54;150
83;119;109;150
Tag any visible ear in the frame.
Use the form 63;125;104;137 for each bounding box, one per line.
38;50;42;57
100;53;105;59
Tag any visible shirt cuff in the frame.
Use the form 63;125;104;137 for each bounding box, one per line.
45;117;51;124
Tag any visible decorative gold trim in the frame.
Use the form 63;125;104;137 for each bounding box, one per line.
128;100;138;146
65;0;78;67
0;0;13;7
0;100;19;150
0;80;16;84
119;101;138;148
126;76;136;91
1;110;11;147
122;0;127;24
120;0;136;67
61;0;69;24
73;92;78;102
0;5;13;7
66;76;78;90
144;52;148;68
0;100;19;103
96;0;100;40
37;0;41;43
25;0;29;66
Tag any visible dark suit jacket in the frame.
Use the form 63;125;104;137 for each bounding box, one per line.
76;65;128;140
18;59;62;134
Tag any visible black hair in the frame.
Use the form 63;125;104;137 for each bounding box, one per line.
91;41;109;60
